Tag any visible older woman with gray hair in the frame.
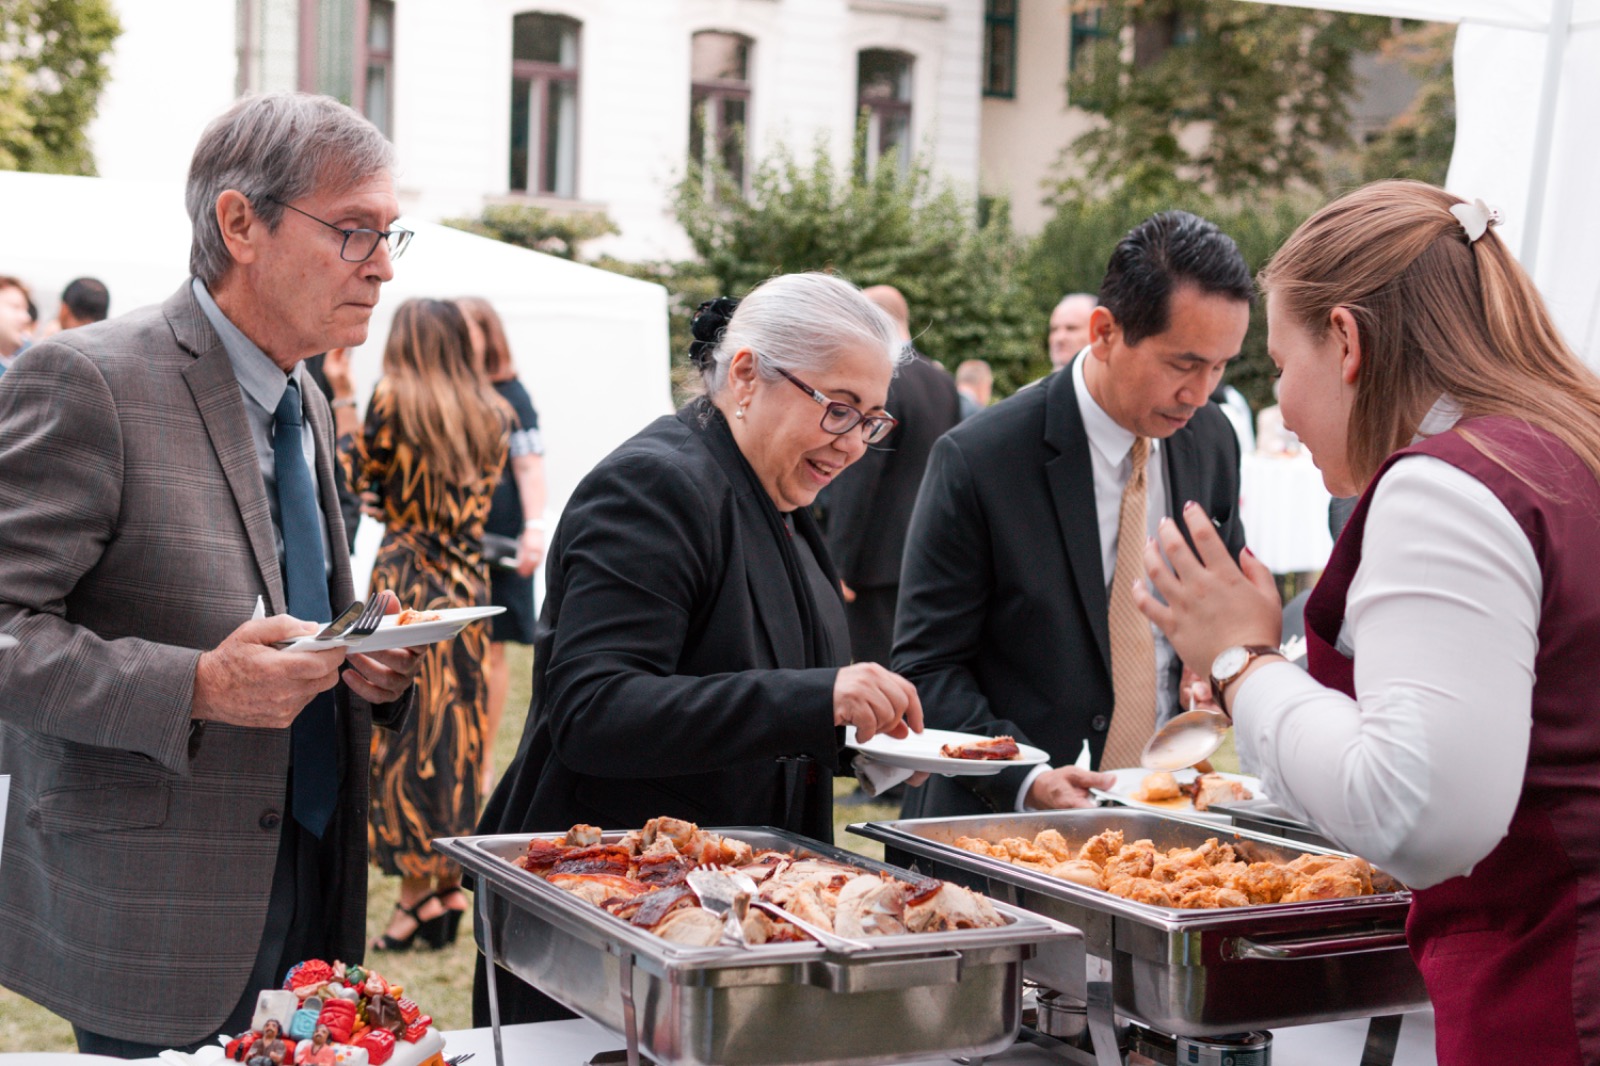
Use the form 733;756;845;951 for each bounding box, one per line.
474;272;923;1024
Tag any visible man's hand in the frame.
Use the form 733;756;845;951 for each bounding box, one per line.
1026;766;1115;810
343;589;424;705
833;662;923;742
193;616;344;728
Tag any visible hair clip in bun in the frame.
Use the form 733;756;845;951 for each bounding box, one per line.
1450;198;1502;243
688;296;740;370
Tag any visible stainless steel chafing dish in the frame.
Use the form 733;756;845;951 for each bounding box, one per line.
850;808;1429;1039
435;827;1085;1066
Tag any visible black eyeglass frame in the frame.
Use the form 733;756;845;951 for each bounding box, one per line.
775;367;898;445
264;196;414;263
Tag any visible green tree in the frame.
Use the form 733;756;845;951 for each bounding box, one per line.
675;138;1044;394
441;202;619;261
0;0;121;174
1064;0;1391;198
1360;21;1455;185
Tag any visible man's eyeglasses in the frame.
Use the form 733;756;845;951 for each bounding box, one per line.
776;367;898;445
265;197;414;263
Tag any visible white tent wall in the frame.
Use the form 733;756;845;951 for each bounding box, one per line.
0;171;673;604
1238;0;1600;367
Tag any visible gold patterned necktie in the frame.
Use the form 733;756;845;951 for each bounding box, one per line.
1101;435;1157;769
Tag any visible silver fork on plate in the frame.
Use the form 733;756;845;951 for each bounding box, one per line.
271;598;384;650
702;865;874;955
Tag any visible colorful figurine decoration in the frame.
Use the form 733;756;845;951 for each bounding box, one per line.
223;961;441;1066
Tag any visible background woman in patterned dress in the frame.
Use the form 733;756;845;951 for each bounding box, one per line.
346;298;510;950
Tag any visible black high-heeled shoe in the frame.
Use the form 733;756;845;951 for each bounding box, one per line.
371;892;442;952
432;887;469;948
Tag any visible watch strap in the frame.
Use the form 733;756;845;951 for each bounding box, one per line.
1210;644;1283;709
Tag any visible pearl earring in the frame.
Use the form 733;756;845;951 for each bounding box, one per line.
736;405;746;419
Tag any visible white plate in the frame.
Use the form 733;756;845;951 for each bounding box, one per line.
845;727;1050;777
1092;766;1266;824
281;605;505;654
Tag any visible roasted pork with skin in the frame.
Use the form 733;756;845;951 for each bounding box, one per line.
939;735;1021;761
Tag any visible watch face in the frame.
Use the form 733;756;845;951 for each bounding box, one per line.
1212;645;1251;681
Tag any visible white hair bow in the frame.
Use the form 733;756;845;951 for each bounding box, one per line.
1449;198;1502;243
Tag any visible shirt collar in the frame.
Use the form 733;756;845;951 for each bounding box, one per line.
191;277;299;414
1414;394;1464;441
1071;349;1158;469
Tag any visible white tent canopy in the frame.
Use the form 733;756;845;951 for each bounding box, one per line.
0;170;673;598
1249;0;1600;364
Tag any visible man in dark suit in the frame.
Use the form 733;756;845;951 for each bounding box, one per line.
820;284;963;666
0;93;421;1054
895;211;1252;817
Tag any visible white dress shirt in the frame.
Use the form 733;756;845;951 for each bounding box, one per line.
1233;402;1539;889
1015;353;1178;808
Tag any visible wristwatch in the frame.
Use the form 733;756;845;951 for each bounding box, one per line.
1209;645;1283;710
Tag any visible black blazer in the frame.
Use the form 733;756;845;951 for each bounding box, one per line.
821;350;964;589
893;364;1245;817
476;401;848;844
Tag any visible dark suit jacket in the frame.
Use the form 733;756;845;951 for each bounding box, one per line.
894;364;1245;817
821;350;963;589
0;283;408;1043
477;400;848;847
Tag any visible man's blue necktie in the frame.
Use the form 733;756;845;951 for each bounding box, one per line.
274;379;338;838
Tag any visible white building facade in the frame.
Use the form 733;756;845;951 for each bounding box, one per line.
90;0;987;260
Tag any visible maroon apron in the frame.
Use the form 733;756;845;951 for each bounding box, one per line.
1304;417;1600;1066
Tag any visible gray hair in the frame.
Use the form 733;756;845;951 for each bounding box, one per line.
186;92;396;285
699;273;908;396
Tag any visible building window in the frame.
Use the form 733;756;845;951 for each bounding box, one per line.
689;31;753;192
983;0;1016;98
363;0;394;139
1069;3;1108;77
299;0;357;101
856;49;913;178
510;12;580;197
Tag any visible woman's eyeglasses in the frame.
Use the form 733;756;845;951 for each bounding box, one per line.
775;368;898;445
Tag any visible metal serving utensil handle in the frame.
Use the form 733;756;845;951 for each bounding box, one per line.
748;898;873;955
1223;929;1409;960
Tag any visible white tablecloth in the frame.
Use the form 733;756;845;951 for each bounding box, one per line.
1240;452;1334;575
431;1012;1438;1066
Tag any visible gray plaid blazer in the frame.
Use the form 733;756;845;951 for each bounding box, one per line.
0;282;406;1044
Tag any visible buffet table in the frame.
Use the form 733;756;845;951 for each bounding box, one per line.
436;1013;1439;1065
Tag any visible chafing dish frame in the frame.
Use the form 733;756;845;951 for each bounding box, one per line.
849;808;1430;1038
436;826;1085;1066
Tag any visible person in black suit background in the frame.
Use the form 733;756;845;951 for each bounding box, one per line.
818;284;963;666
474;272;926;1025
895;211;1252;819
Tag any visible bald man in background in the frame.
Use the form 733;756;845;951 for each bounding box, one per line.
1048;293;1098;371
816;284;962;666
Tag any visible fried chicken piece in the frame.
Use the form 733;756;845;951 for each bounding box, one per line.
1134;771;1181;802
1076;829;1125;867
1107;878;1175;907
1034;829;1075;863
1173;885;1251;909
1103;842;1157;885
1286;854;1346;876
953;836;1009;860
1192;773;1253;811
1219;862;1296;905
999;837;1054;866
1281;858;1374;902
1049;859;1105;889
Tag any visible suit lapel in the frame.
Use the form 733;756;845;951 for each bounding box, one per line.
171;284;287;614
1043;365;1112;677
1162;426;1204;557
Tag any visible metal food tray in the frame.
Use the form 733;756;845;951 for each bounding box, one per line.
850;808;1428;1038
436;826;1084;1066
